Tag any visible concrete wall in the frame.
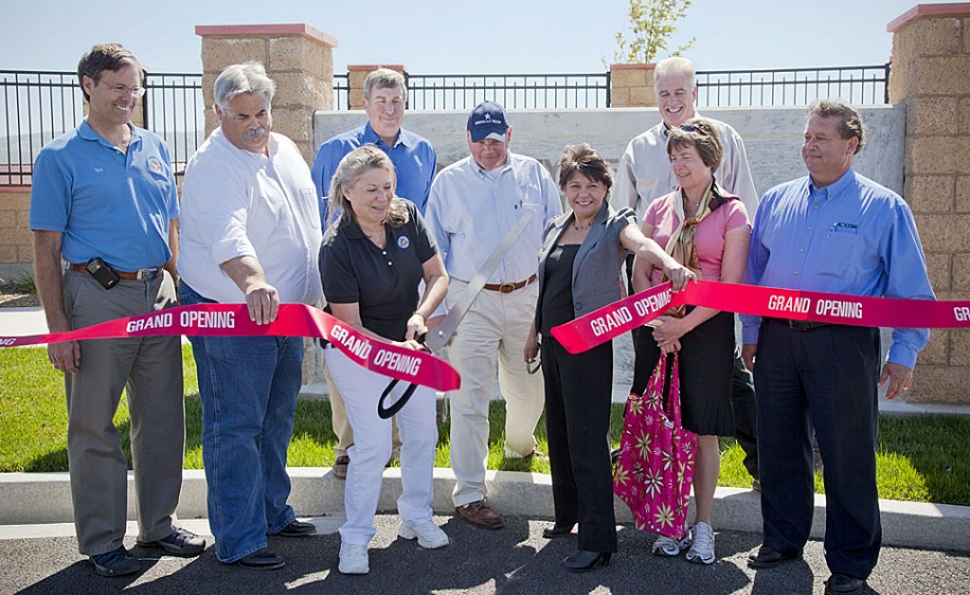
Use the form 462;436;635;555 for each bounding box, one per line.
313;104;908;400
314;105;906;200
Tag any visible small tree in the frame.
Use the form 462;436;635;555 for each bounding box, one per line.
612;0;696;64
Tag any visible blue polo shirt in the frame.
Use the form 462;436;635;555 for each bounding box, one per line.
742;168;935;368
30;120;179;271
311;122;436;222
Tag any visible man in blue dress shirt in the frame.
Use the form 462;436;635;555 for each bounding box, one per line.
311;68;436;218
741;100;935;595
311;68;437;478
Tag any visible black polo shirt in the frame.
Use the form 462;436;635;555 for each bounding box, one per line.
319;200;437;341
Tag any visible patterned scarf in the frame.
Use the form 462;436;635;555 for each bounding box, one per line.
661;179;729;316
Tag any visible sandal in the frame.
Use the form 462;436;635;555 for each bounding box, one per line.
333;455;350;479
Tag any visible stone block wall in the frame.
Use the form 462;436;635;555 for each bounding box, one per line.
196;24;337;165
609;63;657;108
889;4;970;403
0;188;32;282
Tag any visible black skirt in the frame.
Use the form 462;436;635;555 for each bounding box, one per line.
630;308;735;437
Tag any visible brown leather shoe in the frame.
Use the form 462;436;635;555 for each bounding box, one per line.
455;500;504;529
524;449;549;462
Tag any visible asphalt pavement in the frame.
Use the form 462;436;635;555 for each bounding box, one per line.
1;514;968;595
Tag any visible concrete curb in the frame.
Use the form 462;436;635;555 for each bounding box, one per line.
2;467;967;552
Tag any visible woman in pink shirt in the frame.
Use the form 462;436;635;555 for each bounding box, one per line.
631;118;751;565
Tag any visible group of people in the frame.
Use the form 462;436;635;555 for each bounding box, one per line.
29;42;934;595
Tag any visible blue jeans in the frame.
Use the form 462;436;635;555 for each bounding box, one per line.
179;282;302;563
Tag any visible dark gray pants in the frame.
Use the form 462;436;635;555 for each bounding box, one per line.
63;269;184;556
755;320;882;579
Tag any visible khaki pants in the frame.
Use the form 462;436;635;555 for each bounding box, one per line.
447;279;545;507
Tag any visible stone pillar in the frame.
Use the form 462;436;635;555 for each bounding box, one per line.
889;4;970;404
195;24;337;165
609;63;657;108
347;64;408;110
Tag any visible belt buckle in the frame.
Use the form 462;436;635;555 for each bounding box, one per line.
498;282;516;294
136;268;159;281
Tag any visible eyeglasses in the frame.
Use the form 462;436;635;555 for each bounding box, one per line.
106;84;146;97
680;123;698;132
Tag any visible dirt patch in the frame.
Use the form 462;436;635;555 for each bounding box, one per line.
0;283;40;308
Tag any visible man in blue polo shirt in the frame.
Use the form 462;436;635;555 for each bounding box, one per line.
311;68;437;478
30;43;204;577
741;100;934;595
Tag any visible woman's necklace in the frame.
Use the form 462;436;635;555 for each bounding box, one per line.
363;226;386;248
572;220;592;232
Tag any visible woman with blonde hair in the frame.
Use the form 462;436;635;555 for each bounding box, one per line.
319;145;449;575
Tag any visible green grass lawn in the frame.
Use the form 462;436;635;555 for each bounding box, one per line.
2;346;969;506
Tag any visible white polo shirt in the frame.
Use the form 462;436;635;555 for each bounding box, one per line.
178;127;323;305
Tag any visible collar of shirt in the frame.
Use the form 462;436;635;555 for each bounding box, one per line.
78;119;142;151
808;167;856;202
362;121;410;150
337;216;373;242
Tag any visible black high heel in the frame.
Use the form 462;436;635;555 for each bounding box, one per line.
542;523;576;539
563;550;612;572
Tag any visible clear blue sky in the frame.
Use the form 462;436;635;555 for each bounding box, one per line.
0;0;952;74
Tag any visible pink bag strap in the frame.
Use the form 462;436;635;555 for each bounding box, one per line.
647;352;684;430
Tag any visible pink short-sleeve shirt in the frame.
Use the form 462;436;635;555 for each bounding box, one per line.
644;191;750;286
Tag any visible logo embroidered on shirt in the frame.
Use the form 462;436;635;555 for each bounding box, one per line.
148;157;162;173
94;167;104;173
398;236;410;249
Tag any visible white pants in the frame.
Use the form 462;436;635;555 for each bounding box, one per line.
446;279;545;507
324;346;438;545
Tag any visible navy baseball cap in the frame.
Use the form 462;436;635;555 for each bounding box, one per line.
467;101;509;142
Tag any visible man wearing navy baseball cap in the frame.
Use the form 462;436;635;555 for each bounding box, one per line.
425;102;562;529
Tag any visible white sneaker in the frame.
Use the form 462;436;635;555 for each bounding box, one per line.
398;521;449;549
685;521;716;565
651;524;693;557
338;543;369;575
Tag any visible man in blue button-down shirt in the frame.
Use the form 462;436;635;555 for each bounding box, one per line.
741;100;934;595
311;68;437;478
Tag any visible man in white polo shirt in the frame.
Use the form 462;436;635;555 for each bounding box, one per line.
178;62;322;570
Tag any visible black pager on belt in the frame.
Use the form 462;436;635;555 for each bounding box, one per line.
86;257;120;290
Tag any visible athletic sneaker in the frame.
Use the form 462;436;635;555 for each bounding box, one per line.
89;545;141;577
398;521;449;549
338;542;369;575
685;521;716;564
651;524;693;557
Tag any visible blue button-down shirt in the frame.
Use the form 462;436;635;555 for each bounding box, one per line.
742;168;935;369
310;122;437;223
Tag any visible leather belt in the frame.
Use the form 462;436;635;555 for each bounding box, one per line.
70;263;163;281
767;317;832;331
483;274;537;294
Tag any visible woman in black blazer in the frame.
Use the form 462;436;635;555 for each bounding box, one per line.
524;144;694;572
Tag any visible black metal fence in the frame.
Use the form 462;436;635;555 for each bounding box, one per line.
695;64;890;108
1;64;892;185
0;70;205;185
333;73;350;111
404;73;611;110
142;73;204;177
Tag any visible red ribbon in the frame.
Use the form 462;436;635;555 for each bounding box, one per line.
551;280;970;354
0;304;461;392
